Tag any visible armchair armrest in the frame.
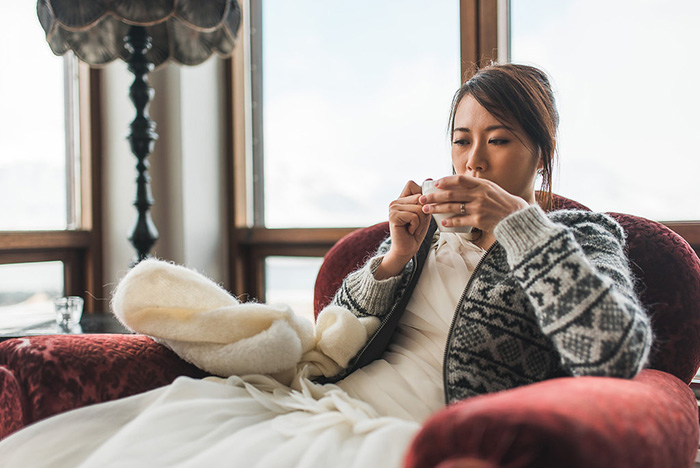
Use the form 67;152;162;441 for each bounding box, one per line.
0;334;207;439
405;369;698;468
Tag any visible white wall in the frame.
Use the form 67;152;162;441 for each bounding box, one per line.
101;59;228;299
179;60;228;283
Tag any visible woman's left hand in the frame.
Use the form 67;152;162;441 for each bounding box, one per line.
419;175;531;233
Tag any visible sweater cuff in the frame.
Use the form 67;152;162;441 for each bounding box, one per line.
341;255;406;316
494;205;563;260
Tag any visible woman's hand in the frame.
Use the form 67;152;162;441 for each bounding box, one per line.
374;181;431;280
419;175;530;233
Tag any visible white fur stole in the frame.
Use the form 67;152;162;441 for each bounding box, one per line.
111;259;379;380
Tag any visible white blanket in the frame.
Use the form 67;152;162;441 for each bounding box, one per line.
0;374;421;468
0;235;481;468
111;259;379;381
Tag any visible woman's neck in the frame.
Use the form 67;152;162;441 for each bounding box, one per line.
471;229;496;251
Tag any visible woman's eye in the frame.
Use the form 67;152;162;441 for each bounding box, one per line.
489;138;509;145
452;139;469;146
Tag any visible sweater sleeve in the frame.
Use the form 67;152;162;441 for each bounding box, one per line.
330;237;414;319
493;205;653;379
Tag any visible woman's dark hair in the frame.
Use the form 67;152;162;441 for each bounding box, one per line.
448;63;559;211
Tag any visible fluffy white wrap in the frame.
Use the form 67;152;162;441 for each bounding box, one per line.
111;259;379;380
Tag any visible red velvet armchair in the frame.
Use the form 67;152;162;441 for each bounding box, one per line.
2;196;700;468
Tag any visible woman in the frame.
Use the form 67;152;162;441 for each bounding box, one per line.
330;64;652;409
0;64;652;467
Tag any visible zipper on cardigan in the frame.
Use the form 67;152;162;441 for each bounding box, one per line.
323;222;439;384
442;242;497;404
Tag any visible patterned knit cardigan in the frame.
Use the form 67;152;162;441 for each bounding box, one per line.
329;205;653;404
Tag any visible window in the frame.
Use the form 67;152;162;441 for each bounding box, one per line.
260;0;460;229
265;256;323;322
229;0;698;317
0;261;64;334
229;0;462;317
0;4;101;324
509;0;700;222
1;3;79;230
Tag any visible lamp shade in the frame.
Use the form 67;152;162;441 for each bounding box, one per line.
37;0;241;67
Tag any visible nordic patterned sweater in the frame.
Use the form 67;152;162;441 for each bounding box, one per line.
329;205;653;404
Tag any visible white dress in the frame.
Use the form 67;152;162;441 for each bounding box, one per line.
0;233;484;468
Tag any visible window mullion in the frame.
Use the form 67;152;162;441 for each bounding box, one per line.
249;0;265;227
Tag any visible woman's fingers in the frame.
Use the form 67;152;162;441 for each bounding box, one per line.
418;175;524;232
383;180;436;268
422;201;470;216
390;181;432;235
399;180;423;198
420;175;483;202
390;203;428;230
421;190;474;207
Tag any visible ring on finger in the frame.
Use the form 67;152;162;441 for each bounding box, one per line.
459;203;466;215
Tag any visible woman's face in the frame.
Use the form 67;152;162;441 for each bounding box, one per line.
451;95;541;204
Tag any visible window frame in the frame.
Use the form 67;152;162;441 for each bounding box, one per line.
226;0;699;304
0;65;103;313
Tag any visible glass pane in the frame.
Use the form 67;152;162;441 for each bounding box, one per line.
0;4;69;230
264;256;323;323
0;261;64;334
510;0;700;221
262;0;461;227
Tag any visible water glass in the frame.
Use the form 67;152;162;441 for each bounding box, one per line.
54;296;84;328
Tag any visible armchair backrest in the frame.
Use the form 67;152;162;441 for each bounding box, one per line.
313;194;700;384
607;212;700;383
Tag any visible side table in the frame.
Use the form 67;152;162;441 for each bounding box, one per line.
0;313;130;341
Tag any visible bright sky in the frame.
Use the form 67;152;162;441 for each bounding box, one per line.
0;3;67;231
1;3;65;165
511;0;700;220
262;0;700;227
262;0;460;228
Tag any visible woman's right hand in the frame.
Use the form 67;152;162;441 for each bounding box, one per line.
374;181;431;280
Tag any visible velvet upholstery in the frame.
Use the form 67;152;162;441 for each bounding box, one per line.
0;334;206;440
1;195;698;468
608;212;700;382
405;369;697;468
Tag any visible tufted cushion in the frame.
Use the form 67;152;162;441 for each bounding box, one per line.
0;334;207;439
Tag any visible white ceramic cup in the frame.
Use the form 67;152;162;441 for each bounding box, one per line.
422;179;474;234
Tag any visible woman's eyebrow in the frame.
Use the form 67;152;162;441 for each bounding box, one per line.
453;125;513;133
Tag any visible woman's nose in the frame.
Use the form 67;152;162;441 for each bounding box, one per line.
466;143;487;173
